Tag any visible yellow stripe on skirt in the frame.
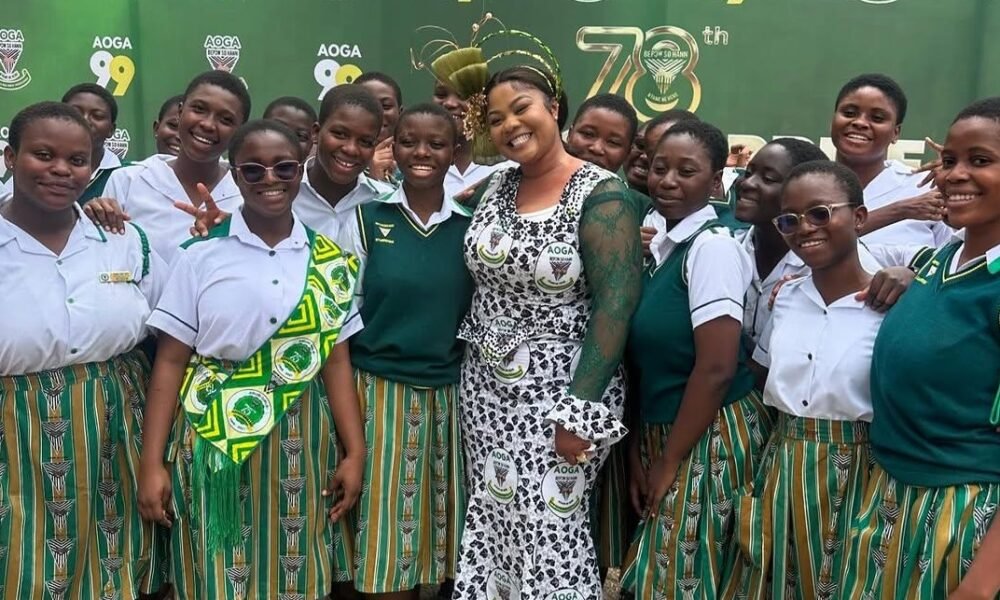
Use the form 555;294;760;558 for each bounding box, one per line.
841;463;1000;600
352;369;466;593
720;414;871;600
0;349;162;599
620;390;776;599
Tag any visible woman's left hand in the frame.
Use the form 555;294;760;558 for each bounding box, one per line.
82;197;130;234
855;266;915;312
369;137;396;181
323;454;364;522
554;423;591;465
645;454;680;514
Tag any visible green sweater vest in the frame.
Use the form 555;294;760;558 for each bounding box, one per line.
871;242;1000;487
626;222;755;424
350;201;474;387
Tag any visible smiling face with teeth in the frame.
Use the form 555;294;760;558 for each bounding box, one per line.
432;82;468;139
779;172;866;270
4;117;92;212
231;129;303;221
937;116;1000;234
831;86;901;168
393;112;455;192
178;84;244;163
314;104;380;187
486;81;561;166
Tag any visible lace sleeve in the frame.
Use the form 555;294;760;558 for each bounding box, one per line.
543;176;643;445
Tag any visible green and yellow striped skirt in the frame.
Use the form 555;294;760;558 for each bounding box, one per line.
841;463;1000;600
166;378;353;600
620;390;776;599
0;349;161;599
351;370;466;594
721;414;871;600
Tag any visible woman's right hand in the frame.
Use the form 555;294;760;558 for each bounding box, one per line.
82;197;130;234
640;226;657;258
174;182;229;237
138;462;173;527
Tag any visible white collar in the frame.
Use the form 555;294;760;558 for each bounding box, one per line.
0;204;106;249
949;230;1000;274
229;207;309;251
301;156;385;210
139;156;240;201
665;204;720;244
865;159;916;201
380;185;470;226
97;149;122;172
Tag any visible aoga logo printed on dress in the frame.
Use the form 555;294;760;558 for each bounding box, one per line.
314;43;363;101
0;28;31;91
484;448;518;505
486;569;518;600
534;241;581;294
541;463;585;518
90;36;135;97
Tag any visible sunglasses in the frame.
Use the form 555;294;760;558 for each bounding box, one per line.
233;160;302;184
772;202;855;235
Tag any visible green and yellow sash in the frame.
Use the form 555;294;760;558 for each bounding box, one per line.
178;225;359;551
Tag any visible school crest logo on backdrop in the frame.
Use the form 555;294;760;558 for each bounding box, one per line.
91;36;135;97
577;25;701;120
0;29;31;91
204;34;242;72
314;43;363;101
106;128;130;160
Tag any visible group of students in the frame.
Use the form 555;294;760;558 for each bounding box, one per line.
0;55;997;600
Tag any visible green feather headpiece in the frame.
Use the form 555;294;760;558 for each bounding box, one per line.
411;13;564;164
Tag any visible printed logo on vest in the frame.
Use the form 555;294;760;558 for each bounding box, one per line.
485;569;519;600
534;241;581;294
476;222;513;268
484;448;518;505
0;29;31;91
542;463;585;518
225;389;273;434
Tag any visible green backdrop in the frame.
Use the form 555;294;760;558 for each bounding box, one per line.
1;0;998;184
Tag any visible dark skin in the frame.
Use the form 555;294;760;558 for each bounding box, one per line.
264;104;317;160
433;81;473;174
639;119;685;254
153;101;181;156
137;130;365;533
565;106;633;172
1;118;92;254
393;113;456;224
624;123;649;193
309;104;381;207
934;116;1000;600
733;143;798;282
638;131;745;511
66;91;114;169
359;80;401;180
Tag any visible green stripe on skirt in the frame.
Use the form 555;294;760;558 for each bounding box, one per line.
0;349;162;599
591;441;636;570
721;414;871;600
352;369;466;593
167;379;352;599
841;463;1000;599
620;390;776;599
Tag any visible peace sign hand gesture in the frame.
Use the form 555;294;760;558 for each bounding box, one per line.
173;182;229;237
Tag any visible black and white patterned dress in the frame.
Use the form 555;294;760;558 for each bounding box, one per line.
454;163;629;600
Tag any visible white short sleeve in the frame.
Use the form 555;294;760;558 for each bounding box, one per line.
686;233;753;329
101;167;131;206
752;284;787;368
863;242;928;269
340;209;368;313
146;249;200;347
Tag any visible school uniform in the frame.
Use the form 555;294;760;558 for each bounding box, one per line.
292;157;393;248
147;208;362;599
842;239;1000;599
721;265;885;600
860;160;953;247
102;156;242;264
0;200;165;598
444;160;516;200
620;205;776;599
340;187;473;593
2;150;123;203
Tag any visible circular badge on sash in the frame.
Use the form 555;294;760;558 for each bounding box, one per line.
476;221;514;268
541;463;585;518
274;338;321;382
486;569;519;600
534;241;581;294
484;448;519;505
325;258;354;306
190;367;220;412
225;390;274;434
320;294;344;328
495;343;531;384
